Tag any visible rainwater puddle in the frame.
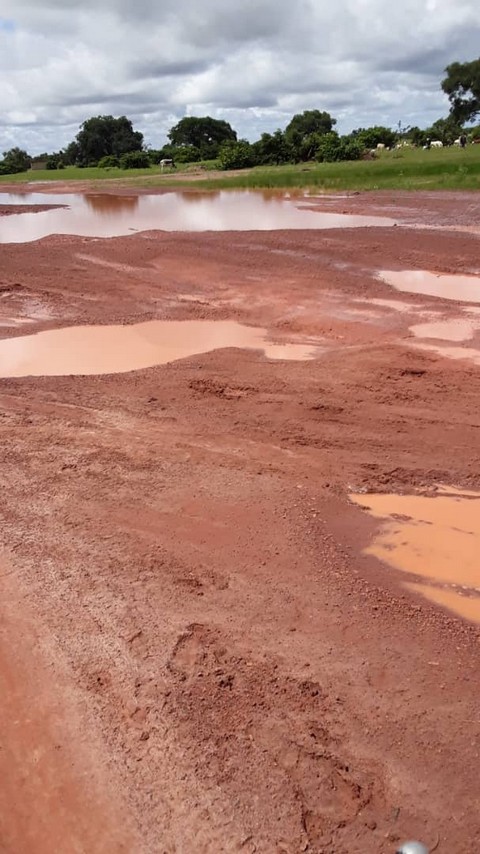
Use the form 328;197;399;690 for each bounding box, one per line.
0;319;318;378
379;270;480;303
410;318;478;342
351;489;480;623
0;191;397;243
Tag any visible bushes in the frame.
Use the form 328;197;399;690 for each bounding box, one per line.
119;151;150;169
98;154;120;168
219;140;255;170
316;133;363;163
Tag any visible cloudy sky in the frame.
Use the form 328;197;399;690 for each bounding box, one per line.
0;0;479;154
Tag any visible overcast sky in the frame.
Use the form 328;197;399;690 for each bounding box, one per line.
1;0;479;154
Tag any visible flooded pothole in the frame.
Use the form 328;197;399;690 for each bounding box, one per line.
0;191;397;243
351;489;480;624
379;270;480;303
0;319;319;377
409;318;478;342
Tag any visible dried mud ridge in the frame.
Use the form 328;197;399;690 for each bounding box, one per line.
0;189;479;853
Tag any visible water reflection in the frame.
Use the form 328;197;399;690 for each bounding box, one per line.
83;194;139;215
0;190;397;243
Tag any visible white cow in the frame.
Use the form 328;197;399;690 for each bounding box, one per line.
431;140;443;148
160;158;174;170
376;143;386;150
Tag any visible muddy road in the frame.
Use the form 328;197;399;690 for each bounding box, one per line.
0;189;479;853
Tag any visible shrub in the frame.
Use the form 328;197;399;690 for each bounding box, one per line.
119;151;150;169
98;154;120;168
219;140;255;170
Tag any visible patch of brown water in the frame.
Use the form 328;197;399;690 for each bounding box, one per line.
0;191;398;243
379;270;480;303
350;490;480;624
412;343;480;367
0;320;319;378
410;318;478;342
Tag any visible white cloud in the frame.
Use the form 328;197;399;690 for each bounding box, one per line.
0;0;478;153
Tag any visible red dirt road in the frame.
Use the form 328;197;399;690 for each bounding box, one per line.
0;189;479;853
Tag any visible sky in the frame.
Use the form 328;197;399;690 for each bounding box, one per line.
0;0;479;155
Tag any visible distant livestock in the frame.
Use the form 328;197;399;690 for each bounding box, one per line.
430;140;443;148
376;143;386;150
160;158;175;170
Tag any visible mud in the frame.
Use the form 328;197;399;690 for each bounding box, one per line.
0;187;479;853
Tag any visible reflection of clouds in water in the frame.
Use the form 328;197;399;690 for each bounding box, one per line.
0;191;396;243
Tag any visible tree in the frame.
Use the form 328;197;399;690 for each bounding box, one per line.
167;116;237;159
442;59;480;123
218;140;255;170
119;151;150;169
0;147;31;174
316;133;363;163
426;116;463;145
75;116;143;166
285;110;336;160
349;126;396;149
252;130;292;165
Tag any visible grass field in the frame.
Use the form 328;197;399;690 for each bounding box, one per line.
1;146;480;192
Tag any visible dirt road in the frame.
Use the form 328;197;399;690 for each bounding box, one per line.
0;189;479;852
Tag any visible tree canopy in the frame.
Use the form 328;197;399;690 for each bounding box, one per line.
442;58;480;123
0;147;31;175
167;116;237;158
75;115;143;166
284;110;335;158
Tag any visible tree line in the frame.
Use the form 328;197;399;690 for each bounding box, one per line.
1;57;479;176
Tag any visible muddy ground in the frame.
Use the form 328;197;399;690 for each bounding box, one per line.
0;189;479;853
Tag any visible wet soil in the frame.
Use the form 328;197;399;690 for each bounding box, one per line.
0;188;479;853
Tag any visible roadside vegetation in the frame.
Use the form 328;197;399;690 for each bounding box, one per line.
1;56;479;192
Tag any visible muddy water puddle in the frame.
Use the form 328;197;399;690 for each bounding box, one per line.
351;489;480;623
380;270;480;303
0;320;318;377
0;191;397;242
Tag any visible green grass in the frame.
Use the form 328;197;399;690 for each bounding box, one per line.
1;147;480;191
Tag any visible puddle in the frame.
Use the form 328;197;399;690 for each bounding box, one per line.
379;270;480;303
0;191;397;243
0;319;318;377
351;490;480;623
413;343;480;367
410;318;478;342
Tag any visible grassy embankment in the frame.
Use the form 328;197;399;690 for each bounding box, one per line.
1;146;480;191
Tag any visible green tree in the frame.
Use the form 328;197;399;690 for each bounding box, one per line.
316;133;363;162
285;110;336;160
75;116;143;166
167;116;237;158
119;151;150;169
349;126;396;149
219;139;255;170
252;130;292;165
425;116;463;145
442;58;480;123
0;147;31;174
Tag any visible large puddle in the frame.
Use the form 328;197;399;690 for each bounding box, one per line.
351;489;480;623
0;191;397;242
0;320;318;377
379;270;480;303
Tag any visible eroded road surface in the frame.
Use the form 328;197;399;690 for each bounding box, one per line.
0;187;479;853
